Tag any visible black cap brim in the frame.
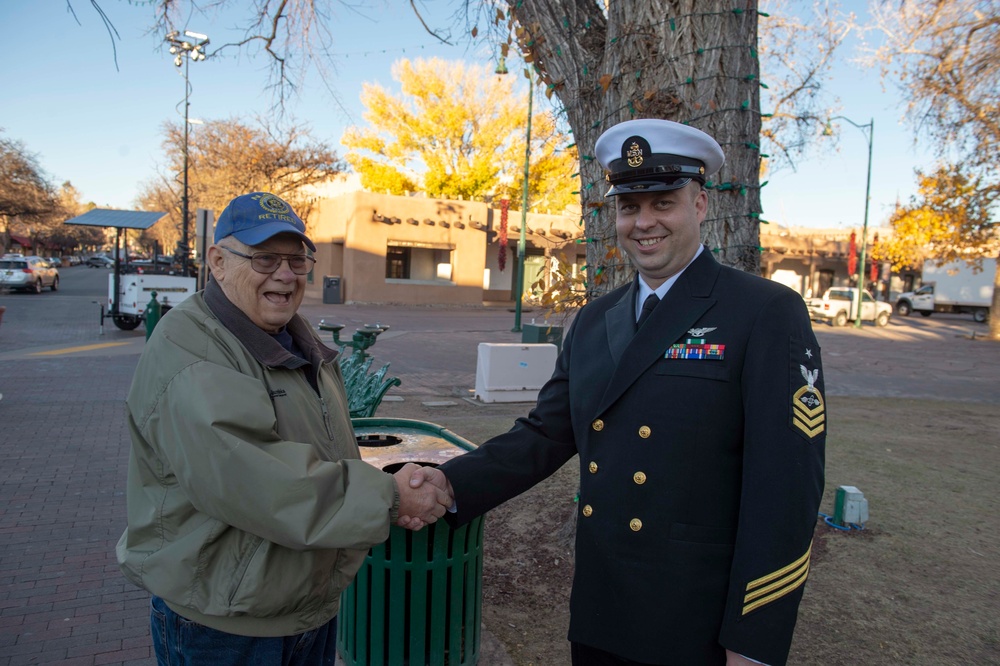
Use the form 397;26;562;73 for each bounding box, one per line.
605;178;693;197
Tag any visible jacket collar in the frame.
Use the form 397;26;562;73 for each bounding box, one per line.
604;281;639;365
595;247;721;415
203;279;338;370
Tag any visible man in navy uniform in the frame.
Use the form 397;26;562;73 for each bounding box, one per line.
414;119;826;665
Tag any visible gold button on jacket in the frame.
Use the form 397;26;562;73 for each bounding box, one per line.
633;471;647;485
638;425;651;438
629;518;642;532
589;461;598;473
582;504;593;517
592;419;605;432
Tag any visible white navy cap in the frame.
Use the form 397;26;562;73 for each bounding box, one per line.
595;119;725;197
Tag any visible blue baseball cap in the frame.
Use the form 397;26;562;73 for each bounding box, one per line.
214;192;316;251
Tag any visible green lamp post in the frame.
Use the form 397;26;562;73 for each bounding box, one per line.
826;116;875;328
495;55;533;333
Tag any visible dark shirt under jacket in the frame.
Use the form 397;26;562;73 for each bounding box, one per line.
440;247;826;666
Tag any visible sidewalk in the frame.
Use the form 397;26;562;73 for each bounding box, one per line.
1;293;996;665
0;298;539;666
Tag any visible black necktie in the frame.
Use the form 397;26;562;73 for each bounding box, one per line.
636;294;660;331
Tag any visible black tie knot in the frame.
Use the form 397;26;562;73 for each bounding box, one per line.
636;293;660;330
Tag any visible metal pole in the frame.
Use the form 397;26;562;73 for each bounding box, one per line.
512;77;533;333
181;56;191;277
167;30;207;278
112;227;122;317
853;119;874;329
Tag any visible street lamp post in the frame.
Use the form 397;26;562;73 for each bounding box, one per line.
828;116;874;328
495;56;533;333
166;30;209;277
513;77;534;333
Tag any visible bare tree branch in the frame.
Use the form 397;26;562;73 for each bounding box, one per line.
410;0;453;45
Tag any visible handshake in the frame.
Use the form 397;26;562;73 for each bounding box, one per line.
391;463;455;531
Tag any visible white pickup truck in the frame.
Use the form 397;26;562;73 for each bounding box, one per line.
808;287;893;327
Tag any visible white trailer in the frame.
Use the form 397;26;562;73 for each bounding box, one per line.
107;272;197;330
896;258;995;323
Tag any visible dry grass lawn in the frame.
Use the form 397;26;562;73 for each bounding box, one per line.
419;395;1000;665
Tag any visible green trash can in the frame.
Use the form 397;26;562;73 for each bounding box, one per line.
521;322;563;353
339;418;483;666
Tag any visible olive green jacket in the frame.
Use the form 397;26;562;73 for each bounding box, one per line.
116;280;396;637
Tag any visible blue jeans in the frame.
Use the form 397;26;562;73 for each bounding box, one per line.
150;596;339;666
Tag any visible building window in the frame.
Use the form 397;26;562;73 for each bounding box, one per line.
386;246;409;279
817;269;835;296
385;242;454;282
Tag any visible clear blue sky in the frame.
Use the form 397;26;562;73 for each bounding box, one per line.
5;1;935;231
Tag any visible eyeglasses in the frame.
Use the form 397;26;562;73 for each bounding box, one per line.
220;246;316;275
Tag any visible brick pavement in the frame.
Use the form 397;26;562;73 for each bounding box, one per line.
1;274;997;665
0;281;532;666
1;354;150;665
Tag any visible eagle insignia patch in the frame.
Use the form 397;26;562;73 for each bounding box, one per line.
792;364;825;438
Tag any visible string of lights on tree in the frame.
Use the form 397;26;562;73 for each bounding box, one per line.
489;6;776;282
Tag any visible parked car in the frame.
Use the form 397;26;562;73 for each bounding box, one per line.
86;255;115;268
808;287;892;327
0;256;60;293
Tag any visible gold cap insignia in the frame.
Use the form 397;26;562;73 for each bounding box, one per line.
256;193;291;215
626;141;644;168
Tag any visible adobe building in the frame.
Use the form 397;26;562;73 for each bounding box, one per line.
307;188;587;306
302;182;904;306
760;224;914;301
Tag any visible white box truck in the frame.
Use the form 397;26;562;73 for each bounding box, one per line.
895;258;995;323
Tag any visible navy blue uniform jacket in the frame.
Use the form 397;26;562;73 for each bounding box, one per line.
440;248;826;665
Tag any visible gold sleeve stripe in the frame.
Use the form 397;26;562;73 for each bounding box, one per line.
742;565;810;615
793;420;826;438
743;560;809;604
745;543;812;591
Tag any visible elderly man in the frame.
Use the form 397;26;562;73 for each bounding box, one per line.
117;192;451;665
414;119;825;665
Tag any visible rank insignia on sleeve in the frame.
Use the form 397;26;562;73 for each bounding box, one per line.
742;544;812;615
791;364;825;438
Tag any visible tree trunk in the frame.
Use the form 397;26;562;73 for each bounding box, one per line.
509;0;762;297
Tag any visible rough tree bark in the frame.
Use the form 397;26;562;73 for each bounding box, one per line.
507;1;763;297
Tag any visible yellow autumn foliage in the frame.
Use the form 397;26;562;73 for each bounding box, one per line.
343;58;577;211
878;164;999;271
